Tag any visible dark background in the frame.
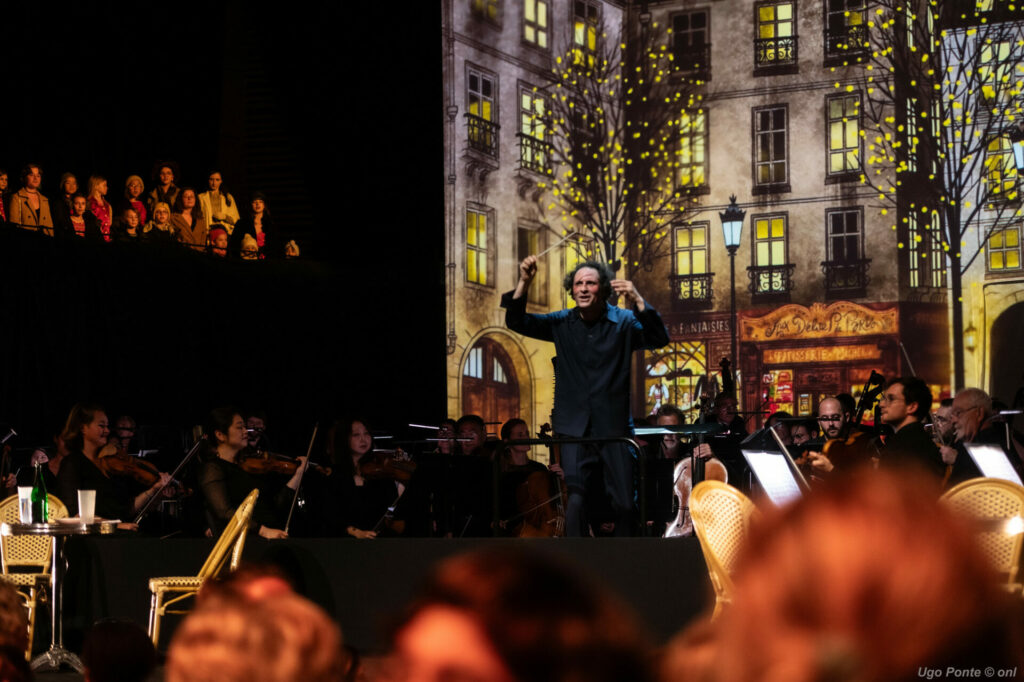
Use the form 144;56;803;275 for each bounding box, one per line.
0;2;444;453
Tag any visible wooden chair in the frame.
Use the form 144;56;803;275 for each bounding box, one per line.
689;480;759;620
941;477;1024;593
0;493;69;659
148;488;259;647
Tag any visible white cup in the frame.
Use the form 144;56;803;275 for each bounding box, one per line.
78;490;96;524
17;488;32;523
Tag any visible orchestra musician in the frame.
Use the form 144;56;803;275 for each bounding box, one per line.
503;255;669;537
877;377;944;480
655;405;726;538
496;418;564;537
938;388;1016;486
55;403;172;521
804;396;876;476
195;407;306;539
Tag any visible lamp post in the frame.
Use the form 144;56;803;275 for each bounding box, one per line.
720;195;746;397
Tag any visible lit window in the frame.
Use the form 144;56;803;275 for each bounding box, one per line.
752;215;789;294
466;205;493;286
905;97;918;173
471;0;499;23
678;110;708;191
572;0;600;68
519;88;550;174
827;94;861;176
675;224;708;277
985;136;1018;201
824;0;866;60
980;41;1015;102
517;225;548;305
464;347;483;378
754;106;789;191
989;226;1022;271
523;0;548;48
755;2;797;69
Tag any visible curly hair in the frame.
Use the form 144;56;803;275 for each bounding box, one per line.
562;260;614;302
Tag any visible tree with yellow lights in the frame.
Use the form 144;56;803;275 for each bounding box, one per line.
845;0;1023;388
533;14;705;274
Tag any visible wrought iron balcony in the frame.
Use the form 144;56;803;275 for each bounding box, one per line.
517;133;552;175
747;263;795;301
669;273;714;311
466;113;499;157
821;258;871;299
825;24;867;61
754;36;798;70
674;43;711;79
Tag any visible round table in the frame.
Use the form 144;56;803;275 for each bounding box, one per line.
1;520;121;672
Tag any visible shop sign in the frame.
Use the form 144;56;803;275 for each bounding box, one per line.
763;344;882;365
741;302;898;342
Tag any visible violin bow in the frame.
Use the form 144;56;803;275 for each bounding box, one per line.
133;437;204;524
284;423;319;534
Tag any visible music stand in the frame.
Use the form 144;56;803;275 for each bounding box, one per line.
964;443;1024;485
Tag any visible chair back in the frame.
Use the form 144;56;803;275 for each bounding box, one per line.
197;489;259;580
941;477;1024;590
0;494;68;572
690;481;759;607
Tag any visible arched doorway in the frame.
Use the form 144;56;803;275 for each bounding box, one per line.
461;337;520;432
990;302;1024;406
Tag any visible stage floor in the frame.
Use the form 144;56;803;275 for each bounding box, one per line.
60;536;712;653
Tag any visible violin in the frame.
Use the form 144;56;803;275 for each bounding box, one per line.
357;450;415;482
512;423;566;538
97;445;190;495
238;448;331;477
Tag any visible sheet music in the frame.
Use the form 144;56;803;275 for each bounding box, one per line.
742;449;803;507
964;443;1024;485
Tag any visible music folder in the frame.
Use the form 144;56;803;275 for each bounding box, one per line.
964;443;1024;486
741;449;804;507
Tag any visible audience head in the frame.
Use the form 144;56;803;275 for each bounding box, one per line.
251;191;267;215
174;187;198;213
388;548;653;682
122;208;140;230
71;194;88;217
21;164;42;190
706;470;1024;682
124;175;144;199
456;415;487;455
209;227;228;255
167;569;344;682
60;172;77;196
154;162;177;187
82;619;156;682
0;169;7;192
152;202;171;225
87;175;108;198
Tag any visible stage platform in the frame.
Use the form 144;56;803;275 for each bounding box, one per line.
60;536;713;653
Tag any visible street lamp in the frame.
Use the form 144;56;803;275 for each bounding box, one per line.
719;195;745;397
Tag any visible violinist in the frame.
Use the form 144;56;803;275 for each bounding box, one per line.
804;397;874;475
790;419;817;446
196;407;306;539
55;403;171;520
318;417;401;539
877;378;944;481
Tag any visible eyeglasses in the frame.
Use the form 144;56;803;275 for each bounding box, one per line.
879;393;905;404
817;415;843;423
952;405;979;418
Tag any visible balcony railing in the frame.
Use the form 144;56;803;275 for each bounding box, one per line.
754;36;798;70
674;43;711;79
517;133;552;175
466;113;499;157
825;24;867;60
747;263;795;301
669;273;714;311
821;258;870;298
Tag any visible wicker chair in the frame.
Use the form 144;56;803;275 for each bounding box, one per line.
0;493;69;659
689;480;759;620
147;488;258;647
941;477;1024;594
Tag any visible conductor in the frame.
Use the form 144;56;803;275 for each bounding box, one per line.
502;255;670;536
